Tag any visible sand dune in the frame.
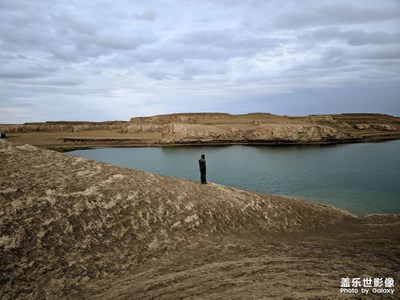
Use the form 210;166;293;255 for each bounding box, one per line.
0;140;399;299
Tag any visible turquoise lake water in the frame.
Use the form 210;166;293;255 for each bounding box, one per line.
70;140;400;217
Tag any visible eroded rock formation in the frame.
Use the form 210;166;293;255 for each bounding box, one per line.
161;122;351;143
1;113;400;149
152;113;400;144
0;121;125;133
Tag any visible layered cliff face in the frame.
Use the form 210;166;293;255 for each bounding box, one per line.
161;122;351;143
130;113;232;124
161;123;236;142
247;124;349;141
0;121;125;133
123;123;164;134
0;140;354;298
145;113;400;144
2;113;400;149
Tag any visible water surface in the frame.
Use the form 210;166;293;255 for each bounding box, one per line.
70;140;400;216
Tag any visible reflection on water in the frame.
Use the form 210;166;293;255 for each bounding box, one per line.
70;140;400;217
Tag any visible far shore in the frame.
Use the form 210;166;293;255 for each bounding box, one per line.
1;112;400;151
3;132;400;152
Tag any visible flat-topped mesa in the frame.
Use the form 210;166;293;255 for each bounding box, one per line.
160;122;351;144
2;113;400;148
130;112;232;124
127;112;400;143
24;121;126;125
0;121;127;133
126;113;234;134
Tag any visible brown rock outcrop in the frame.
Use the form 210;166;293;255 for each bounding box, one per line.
0;121;126;133
354;123;399;131
2;113;400;149
160;122;350;143
161;123;236;142
130;113;231;124
246;124;349;142
123;123;164;134
154;113;400;144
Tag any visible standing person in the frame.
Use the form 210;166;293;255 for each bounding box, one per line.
199;154;207;184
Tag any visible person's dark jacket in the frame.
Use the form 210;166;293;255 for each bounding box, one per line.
199;158;206;171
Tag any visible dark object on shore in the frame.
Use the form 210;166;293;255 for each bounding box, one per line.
0;133;6;139
199;154;207;184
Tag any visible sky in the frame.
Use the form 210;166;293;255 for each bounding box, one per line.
0;0;399;123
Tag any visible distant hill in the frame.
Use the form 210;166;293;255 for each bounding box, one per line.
1;113;400;150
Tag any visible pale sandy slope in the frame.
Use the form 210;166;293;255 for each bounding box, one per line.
0;140;399;299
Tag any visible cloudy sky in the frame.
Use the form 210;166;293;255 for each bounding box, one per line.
0;0;399;123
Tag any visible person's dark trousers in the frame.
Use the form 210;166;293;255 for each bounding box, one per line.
200;170;206;184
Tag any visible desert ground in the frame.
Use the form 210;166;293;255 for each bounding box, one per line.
1;140;399;299
1;113;400;151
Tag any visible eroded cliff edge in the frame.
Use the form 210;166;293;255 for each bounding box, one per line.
1;140;399;299
1;113;400;150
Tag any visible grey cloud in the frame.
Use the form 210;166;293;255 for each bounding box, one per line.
0;70;48;79
20;78;85;87
0;0;22;10
142;59;228;81
128;29;283;65
182;62;227;77
52;13;98;36
89;34;152;50
310;28;400;46
0;24;52;48
144;69;194;81
48;30;155;62
275;2;400;28
317;47;350;69
344;31;400;46
0;3;156;66
0;99;34;108
1;0;400;122
321;47;348;61
236;81;400;116
205;0;270;8
178;29;284;51
0;54;28;66
132;43;228;63
144;71;170;81
134;9;156;21
355;46;400;60
317;2;400;23
0;63;58;79
318;44;400;62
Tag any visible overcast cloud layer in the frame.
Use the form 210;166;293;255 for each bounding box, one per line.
1;0;399;123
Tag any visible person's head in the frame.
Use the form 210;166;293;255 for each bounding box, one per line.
201;154;205;159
